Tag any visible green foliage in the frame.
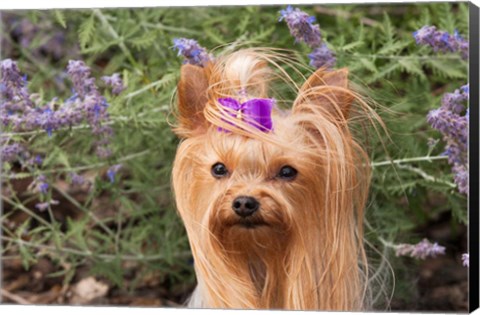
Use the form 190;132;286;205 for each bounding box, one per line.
78;13;96;50
0;2;468;309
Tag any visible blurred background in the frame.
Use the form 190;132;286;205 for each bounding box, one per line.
0;3;469;311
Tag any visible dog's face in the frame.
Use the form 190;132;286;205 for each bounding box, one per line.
172;53;355;255
171;50;371;309
177;118;323;254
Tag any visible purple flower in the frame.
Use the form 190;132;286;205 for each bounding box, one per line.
427;84;469;195
395;238;446;260
308;43;336;69
441;84;469;114
70;172;85;186
279;6;321;47
102;73;125;95
65;61;114;158
2;59;116;195
453;164;468;194
0;59;32;109
2;14;77;60
279;6;336;69
34;155;43;165
35;199;59;212
37;107;57;136
34;175;49;194
66;60;100;99
1;143;24;162
2;59;116;169
462;253;469;267
172;38;212;67
413;25;468;60
107;164;122;183
96;146;113;159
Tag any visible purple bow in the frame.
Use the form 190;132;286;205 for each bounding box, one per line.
217;97;274;132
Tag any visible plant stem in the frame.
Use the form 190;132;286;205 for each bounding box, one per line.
338;53;464;60
53;186;116;238
140;21;203;35
92;9;140;72
371;155;448;167
2;196;52;228
1;235;191;262
314;6;380;27
122;75;175;100
0;107;169;138
397;164;456;188
2;149;151;180
377;236;399;250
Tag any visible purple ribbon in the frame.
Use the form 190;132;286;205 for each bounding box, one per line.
217;97;274;132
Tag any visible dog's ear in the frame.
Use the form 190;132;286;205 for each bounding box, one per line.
174;64;210;137
293;68;353;120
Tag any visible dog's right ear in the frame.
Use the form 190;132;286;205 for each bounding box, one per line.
174;64;210;138
292;68;353;121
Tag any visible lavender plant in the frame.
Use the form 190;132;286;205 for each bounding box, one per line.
279;5;322;47
0;4;469;310
413;25;469;60
101;73;126;95
394;238;446;260
1;12;79;60
172;38;212;67
0;58;126;212
106;164;122;183
308;43;337;69
0;59;121;162
462;253;469;267
279;6;336;69
426;84;469;195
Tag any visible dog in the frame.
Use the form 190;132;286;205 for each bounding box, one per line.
171;48;376;310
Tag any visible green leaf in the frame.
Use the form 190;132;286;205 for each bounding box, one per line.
79;14;96;49
368;62;401;83
19;243;37;270
424;59;468;79
236;14;250;34
90;257;124;287
398;59;426;80
122;69;129;89
54;10;67;28
249;26;275;43
204;28;225;45
359;58;377;73
81;39;115;54
2;162;12;172
10;172;33;180
377;40;409;55
129;31;158;50
437;2;456;33
42;146;71;168
65;217;90;251
381;12;395;43
457;3;469;35
341;40;364;52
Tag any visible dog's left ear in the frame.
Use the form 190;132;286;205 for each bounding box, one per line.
174;64;210;138
293;68;353;120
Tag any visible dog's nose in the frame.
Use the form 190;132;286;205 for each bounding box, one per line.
232;196;259;218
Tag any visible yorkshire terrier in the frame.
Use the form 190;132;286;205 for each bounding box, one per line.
171;49;377;310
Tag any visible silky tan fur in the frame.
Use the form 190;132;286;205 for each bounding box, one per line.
171;49;374;310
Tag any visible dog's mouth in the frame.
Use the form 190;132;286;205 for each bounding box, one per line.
232;218;269;229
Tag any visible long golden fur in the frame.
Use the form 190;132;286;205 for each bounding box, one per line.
171;48;381;310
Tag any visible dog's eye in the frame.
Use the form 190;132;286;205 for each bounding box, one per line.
277;165;298;180
211;162;229;178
